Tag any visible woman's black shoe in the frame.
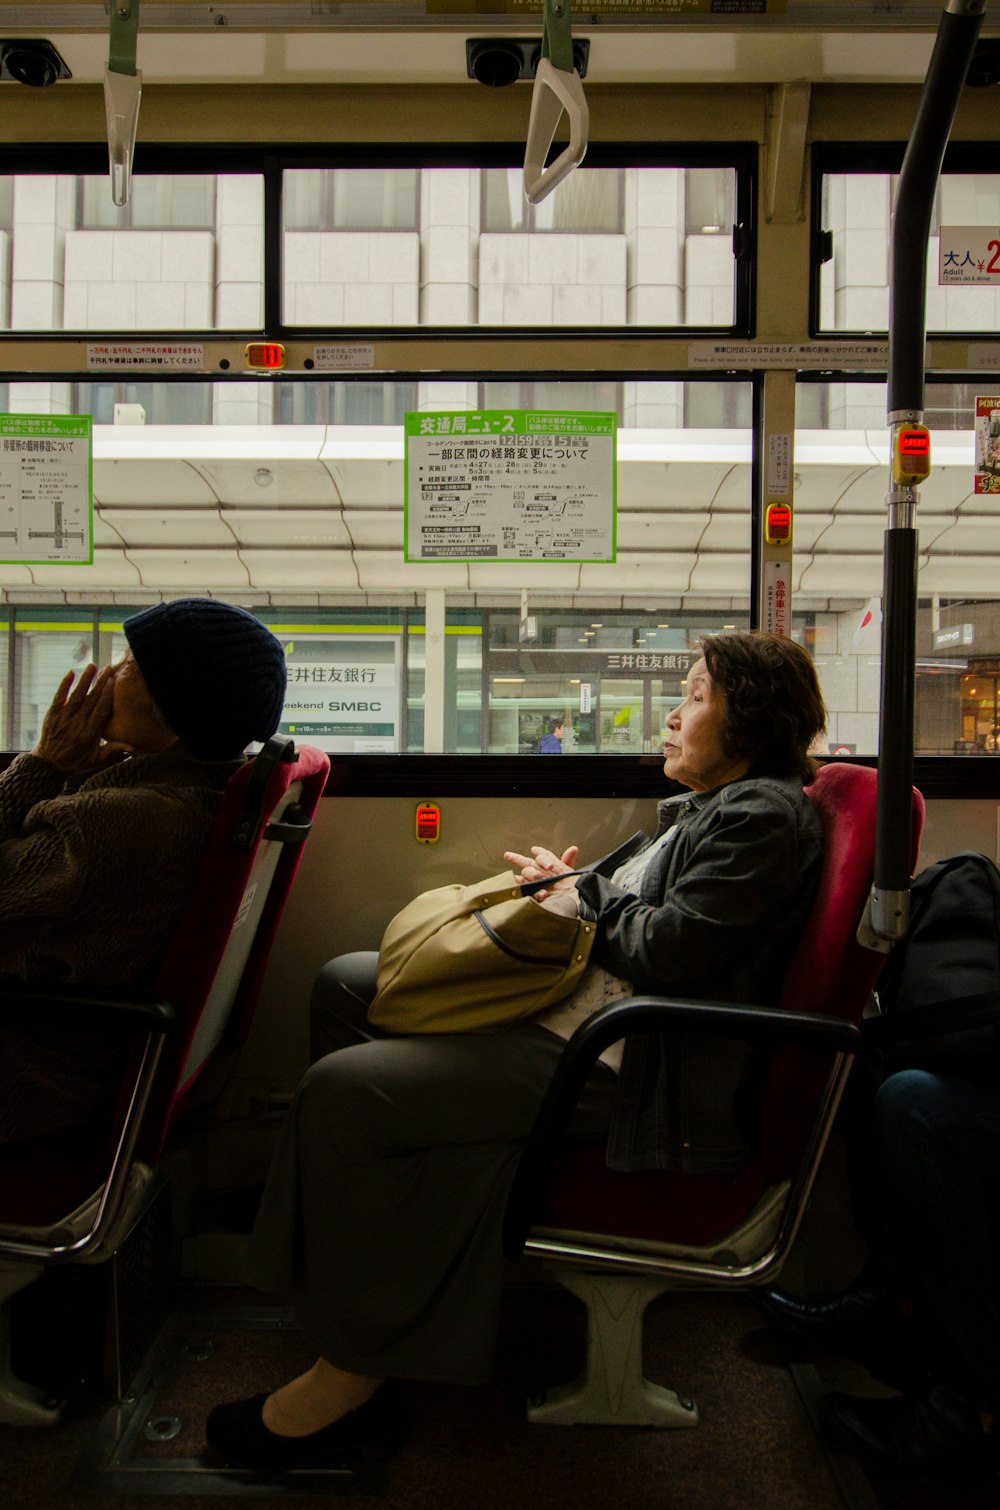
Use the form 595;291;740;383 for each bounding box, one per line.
205;1382;404;1471
821;1387;998;1479
755;1276;922;1391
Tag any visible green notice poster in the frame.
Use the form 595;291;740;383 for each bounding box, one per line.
404;410;616;563
0;413;93;564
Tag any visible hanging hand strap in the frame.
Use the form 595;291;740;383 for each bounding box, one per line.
105;0;143;208
523;0;589;206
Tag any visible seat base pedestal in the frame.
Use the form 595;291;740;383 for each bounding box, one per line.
528;1266;700;1427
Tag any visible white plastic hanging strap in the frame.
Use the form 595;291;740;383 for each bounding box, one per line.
523;0;589;206
105;0;142;208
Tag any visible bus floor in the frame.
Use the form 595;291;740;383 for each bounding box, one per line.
1;1279;996;1510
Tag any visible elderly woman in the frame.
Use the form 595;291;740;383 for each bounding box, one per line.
0;596;287;1145
207;630;826;1470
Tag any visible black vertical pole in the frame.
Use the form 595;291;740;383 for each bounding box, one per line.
874;0;985;939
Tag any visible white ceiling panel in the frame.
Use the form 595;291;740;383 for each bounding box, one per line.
192;460;344;506
93;513;126;547
93;459;219;506
29;550;142;589
356;552;470;590
710;467;753;510
919;558;1000;593
224;510;352;548
958;491;1000;516
921;518;1000;555
580;555;696;592
793;466;879;512
105;509;236;548
97;426;327;462
920;475;975;512
696;517;750;551
467;562;582;591
806;518;886;553
616;514;708;551
688;553;752;592
617;463;739;511
789;514;835;549
327;462;406;508
796;433;887;468
126;550;252;589
795;557;884;594
342;510;404;549
241;551;360;589
831;472;894;513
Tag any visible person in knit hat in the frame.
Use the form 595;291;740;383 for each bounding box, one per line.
0;598;287;1144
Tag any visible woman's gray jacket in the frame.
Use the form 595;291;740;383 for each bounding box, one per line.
575;774;824;1174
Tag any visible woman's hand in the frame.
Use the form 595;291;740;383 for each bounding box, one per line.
33;665;118;775
503;844;579;900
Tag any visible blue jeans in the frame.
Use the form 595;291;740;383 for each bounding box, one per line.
874;1069;1000;1412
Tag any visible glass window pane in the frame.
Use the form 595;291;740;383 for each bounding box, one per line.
795;378;1000;756
487;610;744;754
9;172;261;331
819;170;1000;335
0;376;752;754
282;164;739;329
13;617;95;751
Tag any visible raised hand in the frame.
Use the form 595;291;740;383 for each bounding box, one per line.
33;664;116;775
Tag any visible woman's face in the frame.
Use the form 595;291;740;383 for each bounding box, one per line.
103;652;180;755
662;658;751;793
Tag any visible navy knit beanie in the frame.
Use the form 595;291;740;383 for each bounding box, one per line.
124;598;287;760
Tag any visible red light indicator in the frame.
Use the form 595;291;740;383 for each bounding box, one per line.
244;342;286;370
765;503;792;546
892;424;931;483
900;428;930;457
415;802;440;843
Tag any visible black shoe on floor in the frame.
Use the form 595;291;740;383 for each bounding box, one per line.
821;1386;998;1479
755;1276;921;1391
205;1381;404;1471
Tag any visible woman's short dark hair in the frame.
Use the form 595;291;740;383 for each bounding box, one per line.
700;631;826;783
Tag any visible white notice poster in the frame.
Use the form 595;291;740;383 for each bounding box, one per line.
404;410;616;563
0;414;92;564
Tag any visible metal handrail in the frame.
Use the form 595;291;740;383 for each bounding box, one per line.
873;0;986;939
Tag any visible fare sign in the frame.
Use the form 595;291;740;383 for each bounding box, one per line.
939;226;1000;284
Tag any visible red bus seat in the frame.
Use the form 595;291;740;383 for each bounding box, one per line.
502;762;925;1427
0;735;330;1425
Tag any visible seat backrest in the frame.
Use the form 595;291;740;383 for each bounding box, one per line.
133;736;330;1162
755;761;924;1178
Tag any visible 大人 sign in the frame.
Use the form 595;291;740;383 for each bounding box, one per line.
404;410;617;564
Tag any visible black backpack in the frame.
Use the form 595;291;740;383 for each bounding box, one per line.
870;851;1000;1084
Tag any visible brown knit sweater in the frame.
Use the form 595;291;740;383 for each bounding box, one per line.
0;750;241;1142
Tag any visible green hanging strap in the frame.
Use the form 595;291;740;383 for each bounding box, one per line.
108;0;140;78
541;0;575;75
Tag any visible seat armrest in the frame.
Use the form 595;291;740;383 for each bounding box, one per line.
0;980;175;1032
532;994;863;1145
502;995;865;1261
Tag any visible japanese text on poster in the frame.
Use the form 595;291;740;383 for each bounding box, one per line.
278;637;401;753
404;410;616;563
0;414;93;564
974;395;1000;494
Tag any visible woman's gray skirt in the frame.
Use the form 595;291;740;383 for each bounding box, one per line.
244;952;617;1386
